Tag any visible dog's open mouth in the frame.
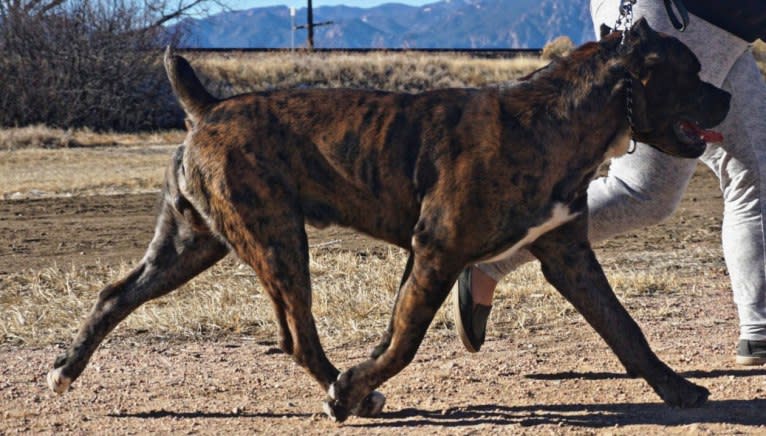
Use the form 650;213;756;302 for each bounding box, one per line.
673;119;724;146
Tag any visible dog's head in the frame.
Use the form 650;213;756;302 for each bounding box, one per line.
601;18;731;158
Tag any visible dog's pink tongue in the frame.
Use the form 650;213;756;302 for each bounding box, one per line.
699;128;724;143
681;120;724;143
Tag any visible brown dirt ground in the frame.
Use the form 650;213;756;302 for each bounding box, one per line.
2;166;766;434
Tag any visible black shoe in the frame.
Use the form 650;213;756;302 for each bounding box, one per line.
736;339;766;365
453;267;492;353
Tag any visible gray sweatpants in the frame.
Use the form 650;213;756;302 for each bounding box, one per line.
477;0;766;340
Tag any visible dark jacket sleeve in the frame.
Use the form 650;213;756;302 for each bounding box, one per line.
685;0;766;42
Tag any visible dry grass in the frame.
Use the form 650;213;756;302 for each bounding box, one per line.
0;239;715;348
188;51;547;96
0;247;413;347
0;145;176;199
0;125;184;151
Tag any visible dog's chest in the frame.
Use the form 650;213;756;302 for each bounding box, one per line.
484;202;580;263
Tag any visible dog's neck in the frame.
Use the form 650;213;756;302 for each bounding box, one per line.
512;40;634;160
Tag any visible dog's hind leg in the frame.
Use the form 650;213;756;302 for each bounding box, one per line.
47;191;229;395
208;174;343;395
527;216;709;408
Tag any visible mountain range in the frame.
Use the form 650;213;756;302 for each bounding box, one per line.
180;0;595;49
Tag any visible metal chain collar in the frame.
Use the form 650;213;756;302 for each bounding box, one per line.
616;0;638;153
624;71;637;153
615;0;636;42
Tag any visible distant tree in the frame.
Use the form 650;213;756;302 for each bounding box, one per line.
0;0;221;130
541;35;575;61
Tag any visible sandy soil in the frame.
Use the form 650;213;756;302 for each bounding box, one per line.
2;167;766;434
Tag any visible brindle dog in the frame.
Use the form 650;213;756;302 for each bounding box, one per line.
48;19;730;421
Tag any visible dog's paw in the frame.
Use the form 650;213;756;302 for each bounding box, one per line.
676;383;710;408
657;377;709;408
324;380;349;422
353;391;386;417
324;380;386;422
47;368;71;394
322;397;350;422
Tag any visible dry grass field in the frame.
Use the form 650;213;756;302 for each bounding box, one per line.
1;51;766;434
186;51;547;96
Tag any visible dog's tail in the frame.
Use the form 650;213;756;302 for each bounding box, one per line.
164;46;218;124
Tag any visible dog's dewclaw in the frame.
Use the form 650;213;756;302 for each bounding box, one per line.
47;368;71;394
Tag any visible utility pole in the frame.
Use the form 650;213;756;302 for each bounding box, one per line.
290;6;296;50
293;0;333;50
307;0;314;50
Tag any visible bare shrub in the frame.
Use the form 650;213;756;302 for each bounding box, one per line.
0;0;212;131
541;35;574;60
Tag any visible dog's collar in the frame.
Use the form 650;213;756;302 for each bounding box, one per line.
623;72;638;154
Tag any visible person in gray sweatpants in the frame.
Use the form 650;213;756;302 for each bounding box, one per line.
454;0;766;365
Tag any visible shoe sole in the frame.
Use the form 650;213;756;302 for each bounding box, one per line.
735;355;766;366
452;282;479;353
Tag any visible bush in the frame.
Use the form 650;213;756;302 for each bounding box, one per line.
0;0;195;131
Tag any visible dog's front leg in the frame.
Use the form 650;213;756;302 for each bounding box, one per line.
324;247;459;422
370;250;414;359
527;218;709;408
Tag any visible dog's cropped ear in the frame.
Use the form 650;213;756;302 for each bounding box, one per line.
629;17;654;42
598;23;621;51
600;24;613;39
619;18;661;79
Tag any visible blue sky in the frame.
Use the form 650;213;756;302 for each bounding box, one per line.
226;0;436;12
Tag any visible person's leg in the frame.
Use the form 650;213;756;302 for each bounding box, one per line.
699;51;766;361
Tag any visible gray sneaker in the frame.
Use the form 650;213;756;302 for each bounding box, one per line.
736;339;766;365
453;267;492;353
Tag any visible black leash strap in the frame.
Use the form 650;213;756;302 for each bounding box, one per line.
663;0;689;31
